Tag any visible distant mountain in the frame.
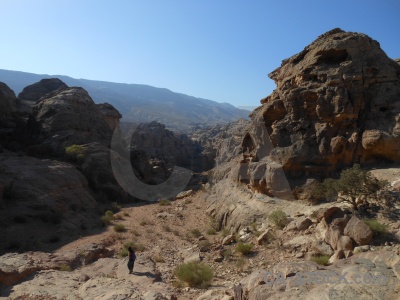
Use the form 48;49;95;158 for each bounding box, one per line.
237;106;257;112
0;69;249;131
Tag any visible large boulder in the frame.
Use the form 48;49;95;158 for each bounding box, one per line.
96;102;122;131
344;215;373;245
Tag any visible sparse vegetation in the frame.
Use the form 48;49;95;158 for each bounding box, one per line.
236;243;254;255
191;228;202;238
220;228;230;238
159;199;172;206
175;261;214;288
198;240;211;251
310;255;330;266
140;220;148;226
119;241;146;257
268;210;289;229
59;264;72;272
206;228;217;235
312;164;389;210
101;210;114;225
363;218;389;237
65;144;86;162
113;224;126;232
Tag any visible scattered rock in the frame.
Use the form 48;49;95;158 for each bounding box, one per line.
343;216;373;246
295;217;313;231
257;229;270;245
222;234;236;245
176;189;193;199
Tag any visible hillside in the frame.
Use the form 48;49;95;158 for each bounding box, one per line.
0;69;249;132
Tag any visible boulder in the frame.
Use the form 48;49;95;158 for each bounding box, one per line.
295;217;313;230
222;234;236;245
328;250;345;264
336;235;353;251
96;102;122;131
343;216;373;245
311;240;334;256
257;229;270;245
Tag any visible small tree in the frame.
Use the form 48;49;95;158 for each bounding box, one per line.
315;164;388;210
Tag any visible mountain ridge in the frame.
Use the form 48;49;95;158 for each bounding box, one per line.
0;69;250;131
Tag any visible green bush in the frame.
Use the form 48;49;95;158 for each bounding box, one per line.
310;255;330;266
198;240;211;251
236;243;254;255
159;199;171;206
59;264;72;272
175;261;213;288
363;218;389;237
114;224;126;232
65;144;86;162
206;228;217;235
268;210;289;229
191;229;202;238
313;164;389;210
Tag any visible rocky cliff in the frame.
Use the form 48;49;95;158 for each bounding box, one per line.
218;29;400;197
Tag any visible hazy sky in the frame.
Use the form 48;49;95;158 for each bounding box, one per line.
1;0;399;107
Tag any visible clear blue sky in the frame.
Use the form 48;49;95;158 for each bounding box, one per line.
1;0;399;107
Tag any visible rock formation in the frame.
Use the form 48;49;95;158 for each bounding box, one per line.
28;87;112;150
0;83;17;129
97;102;122;131
18;78;68;103
219;28;400;197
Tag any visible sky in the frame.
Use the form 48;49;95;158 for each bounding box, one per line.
0;0;399;107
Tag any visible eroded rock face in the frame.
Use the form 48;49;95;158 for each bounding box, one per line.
238;28;400;188
97;102;122;131
28;87;112;151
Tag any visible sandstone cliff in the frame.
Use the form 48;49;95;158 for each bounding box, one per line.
217;29;400;198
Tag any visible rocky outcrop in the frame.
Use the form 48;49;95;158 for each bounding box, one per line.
229;29;400;197
28;87;112;151
127;121;212;172
18;78;68;102
97;102;122;131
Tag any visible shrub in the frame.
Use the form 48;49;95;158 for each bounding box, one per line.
140;220;148;226
220;228;230;238
268;210;289;229
119;241;146;257
59;264;72;272
191;229;202;238
198;240;211;251
206;228;217;235
114;224;126;232
310;255;330;266
65;144;86;162
236;243;254;255
314;164;389;210
363;219;389;237
175;261;213;288
159;199;171;206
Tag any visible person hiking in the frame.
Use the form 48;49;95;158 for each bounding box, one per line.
127;246;136;274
